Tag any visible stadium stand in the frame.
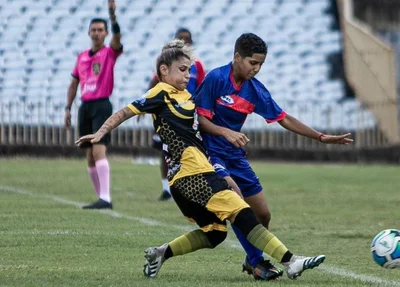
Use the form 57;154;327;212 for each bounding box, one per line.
0;0;375;130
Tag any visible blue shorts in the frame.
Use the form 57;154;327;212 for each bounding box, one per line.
209;155;262;197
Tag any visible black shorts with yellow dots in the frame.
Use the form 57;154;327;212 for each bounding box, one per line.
170;172;249;232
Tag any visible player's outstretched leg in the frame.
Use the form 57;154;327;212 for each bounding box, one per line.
143;229;226;278
229;208;326;280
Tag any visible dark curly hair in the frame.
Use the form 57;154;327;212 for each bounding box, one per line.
234;33;267;58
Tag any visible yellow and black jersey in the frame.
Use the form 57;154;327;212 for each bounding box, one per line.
127;82;214;184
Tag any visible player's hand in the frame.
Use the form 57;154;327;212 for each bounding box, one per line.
222;129;250;148
64;110;71;130
75;133;103;146
108;0;116;20
320;133;353;144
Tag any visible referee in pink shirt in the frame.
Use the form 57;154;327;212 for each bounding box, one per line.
64;0;122;209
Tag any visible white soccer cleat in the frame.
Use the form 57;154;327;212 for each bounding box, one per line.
143;243;168;278
282;254;326;279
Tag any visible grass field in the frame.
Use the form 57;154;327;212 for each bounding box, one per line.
1;158;399;286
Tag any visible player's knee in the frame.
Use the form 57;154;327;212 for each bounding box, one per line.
256;210;271;229
232;207;260;237
92;145;106;161
205;230;227;248
85;150;95;166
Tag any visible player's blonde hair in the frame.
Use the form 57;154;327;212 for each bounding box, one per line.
156;39;194;80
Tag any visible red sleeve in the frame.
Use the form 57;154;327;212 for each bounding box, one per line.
266;111;287;123
194;60;206;87
196;107;213;120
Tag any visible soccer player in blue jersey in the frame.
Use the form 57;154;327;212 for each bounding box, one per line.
194;33;352;281
147;28;206;201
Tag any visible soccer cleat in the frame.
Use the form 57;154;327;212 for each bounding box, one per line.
157;190;172;201
242;257;283;281
82;199;113;209
242;256;254;276
143;243;168;278
282;254;326;279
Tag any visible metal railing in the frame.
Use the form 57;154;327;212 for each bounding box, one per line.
0;98;393;150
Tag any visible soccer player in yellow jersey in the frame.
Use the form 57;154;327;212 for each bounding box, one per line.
75;40;326;280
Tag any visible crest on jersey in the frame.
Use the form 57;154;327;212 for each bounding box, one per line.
92;62;101;75
220;95;234;104
212;163;226;171
133;90;151;106
192;111;199;131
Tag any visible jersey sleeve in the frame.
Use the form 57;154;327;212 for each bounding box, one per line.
194;60;206;87
254;85;287;123
107;45;123;60
127;85;166;115
71;57;79;79
194;70;219;120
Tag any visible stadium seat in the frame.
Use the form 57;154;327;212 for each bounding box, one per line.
0;0;375;129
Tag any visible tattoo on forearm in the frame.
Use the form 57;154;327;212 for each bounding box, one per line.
98;107;131;136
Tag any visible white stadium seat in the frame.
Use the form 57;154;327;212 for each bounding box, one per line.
0;0;374;129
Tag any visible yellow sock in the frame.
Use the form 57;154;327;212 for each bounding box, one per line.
168;229;212;256
247;224;288;262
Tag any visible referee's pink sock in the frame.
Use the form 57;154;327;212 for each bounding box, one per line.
95;159;111;203
87;166;100;197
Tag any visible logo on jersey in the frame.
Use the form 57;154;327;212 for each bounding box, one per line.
195;131;203;141
192;111;199;131
167;161;182;179
212;163;226;171
175;101;190;109
92;62;101;75
220;95;234;104
82;83;97;94
134;91;151;106
133;97;146;106
162;143;169;152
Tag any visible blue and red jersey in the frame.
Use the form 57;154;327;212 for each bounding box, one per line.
194;62;286;158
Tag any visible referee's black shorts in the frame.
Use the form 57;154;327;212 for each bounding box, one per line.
78;98;112;148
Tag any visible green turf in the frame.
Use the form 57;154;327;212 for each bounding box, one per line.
0;158;399;286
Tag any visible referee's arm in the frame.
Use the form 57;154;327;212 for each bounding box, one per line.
108;0;122;51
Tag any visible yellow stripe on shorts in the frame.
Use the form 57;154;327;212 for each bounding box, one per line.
201;223;228;232
206;190;249;221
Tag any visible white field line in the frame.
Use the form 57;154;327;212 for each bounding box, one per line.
1;185;399;286
0;230;170;236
